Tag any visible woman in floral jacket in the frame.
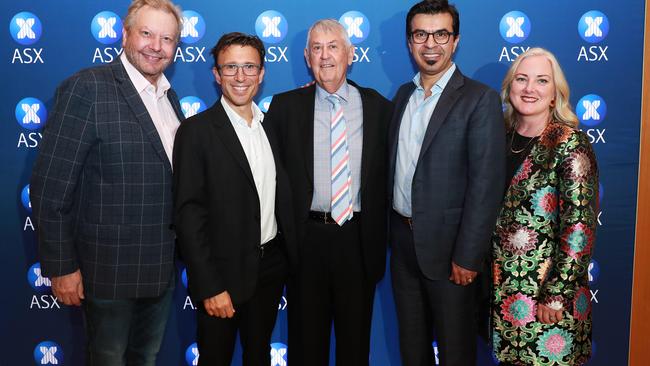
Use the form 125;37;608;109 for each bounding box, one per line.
491;47;598;365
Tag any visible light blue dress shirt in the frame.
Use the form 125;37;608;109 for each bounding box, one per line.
393;64;456;217
312;82;363;212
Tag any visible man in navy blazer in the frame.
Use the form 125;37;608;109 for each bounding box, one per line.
30;1;184;364
388;1;505;365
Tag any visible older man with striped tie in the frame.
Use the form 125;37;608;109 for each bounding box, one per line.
264;18;393;366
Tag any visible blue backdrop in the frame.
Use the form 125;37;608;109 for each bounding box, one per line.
2;0;643;364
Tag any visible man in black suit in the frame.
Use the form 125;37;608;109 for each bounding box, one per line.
264;19;392;366
30;1;184;365
388;1;505;365
173;32;297;366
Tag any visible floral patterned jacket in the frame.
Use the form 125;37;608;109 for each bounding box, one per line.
492;122;598;365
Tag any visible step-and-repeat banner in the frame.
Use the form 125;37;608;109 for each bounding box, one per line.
1;0;643;364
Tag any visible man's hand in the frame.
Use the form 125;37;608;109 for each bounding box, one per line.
537;303;564;324
449;261;477;286
203;291;236;318
51;270;84;306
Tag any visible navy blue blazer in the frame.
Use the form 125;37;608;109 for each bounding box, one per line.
31;58;184;299
388;68;506;279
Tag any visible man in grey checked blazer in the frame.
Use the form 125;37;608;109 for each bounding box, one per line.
30;1;184;364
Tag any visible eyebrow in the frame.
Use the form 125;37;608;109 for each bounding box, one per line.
412;28;451;33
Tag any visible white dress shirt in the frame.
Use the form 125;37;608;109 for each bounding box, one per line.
221;97;278;245
120;53;180;166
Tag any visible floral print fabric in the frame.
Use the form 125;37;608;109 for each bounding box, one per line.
492;123;598;365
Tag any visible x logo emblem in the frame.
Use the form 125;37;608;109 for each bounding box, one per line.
97;17;117;38
262;16;281;38
16;17;36;39
505;17;525;38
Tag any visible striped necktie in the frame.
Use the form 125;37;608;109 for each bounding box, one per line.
326;94;353;226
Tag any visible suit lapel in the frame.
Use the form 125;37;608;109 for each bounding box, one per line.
352;81;374;194
167;88;185;122
417;68;464;163
111;58;172;172
209;102;256;188
300;85;316;187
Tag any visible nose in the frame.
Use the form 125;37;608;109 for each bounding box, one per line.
234;67;246;82
424;33;437;48
150;36;161;51
321;46;329;59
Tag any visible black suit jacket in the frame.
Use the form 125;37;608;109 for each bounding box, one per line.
31;58;183;299
388;68;506;279
173;101;297;305
264;81;392;284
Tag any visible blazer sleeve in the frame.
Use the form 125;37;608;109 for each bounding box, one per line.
539;130;598;310
453;88;506;271
30;75;96;278
173;121;225;301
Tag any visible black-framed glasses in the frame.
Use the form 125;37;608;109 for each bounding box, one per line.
410;29;456;45
217;63;261;76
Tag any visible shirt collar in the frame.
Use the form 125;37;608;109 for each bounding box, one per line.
220;96;264;129
120;53;170;98
316;80;350;103
412;63;456;94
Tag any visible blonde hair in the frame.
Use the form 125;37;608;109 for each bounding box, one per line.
124;0;183;39
501;47;578;130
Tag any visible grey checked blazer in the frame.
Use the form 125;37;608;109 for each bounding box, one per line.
31;58;184;299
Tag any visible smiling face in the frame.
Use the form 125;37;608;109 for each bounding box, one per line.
509;55;556;123
213;45;264;116
122;5;178;85
408;12;459;86
304;28;354;94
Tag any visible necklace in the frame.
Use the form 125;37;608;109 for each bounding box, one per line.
509;131;537;154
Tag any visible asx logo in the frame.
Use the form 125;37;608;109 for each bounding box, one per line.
181;10;206;44
579;11;609;44
577;94;607;144
185;342;199;366
15;97;47;130
576;94;607;127
339;11;371;62
10;11;42;45
27;262;51;292
255;10;288;44
270;342;288;366
258;96;273;113
175;11;207;63
589;259;600;285
34;341;63;365
28;262;61;310
499;11;530;44
339;11;370;45
180;96;207;118
91;11;123;44
22;184;32;212
10;12;44;64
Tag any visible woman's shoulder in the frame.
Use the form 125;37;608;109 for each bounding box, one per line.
539;122;589;149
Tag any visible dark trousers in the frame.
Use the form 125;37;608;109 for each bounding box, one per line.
390;211;477;366
288;218;375;366
83;285;173;366
196;240;287;366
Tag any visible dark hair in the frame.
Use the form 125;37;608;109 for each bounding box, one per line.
406;0;460;38
211;32;266;68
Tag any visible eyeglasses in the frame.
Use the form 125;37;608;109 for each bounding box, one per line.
217;63;261;76
410;29;456;45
